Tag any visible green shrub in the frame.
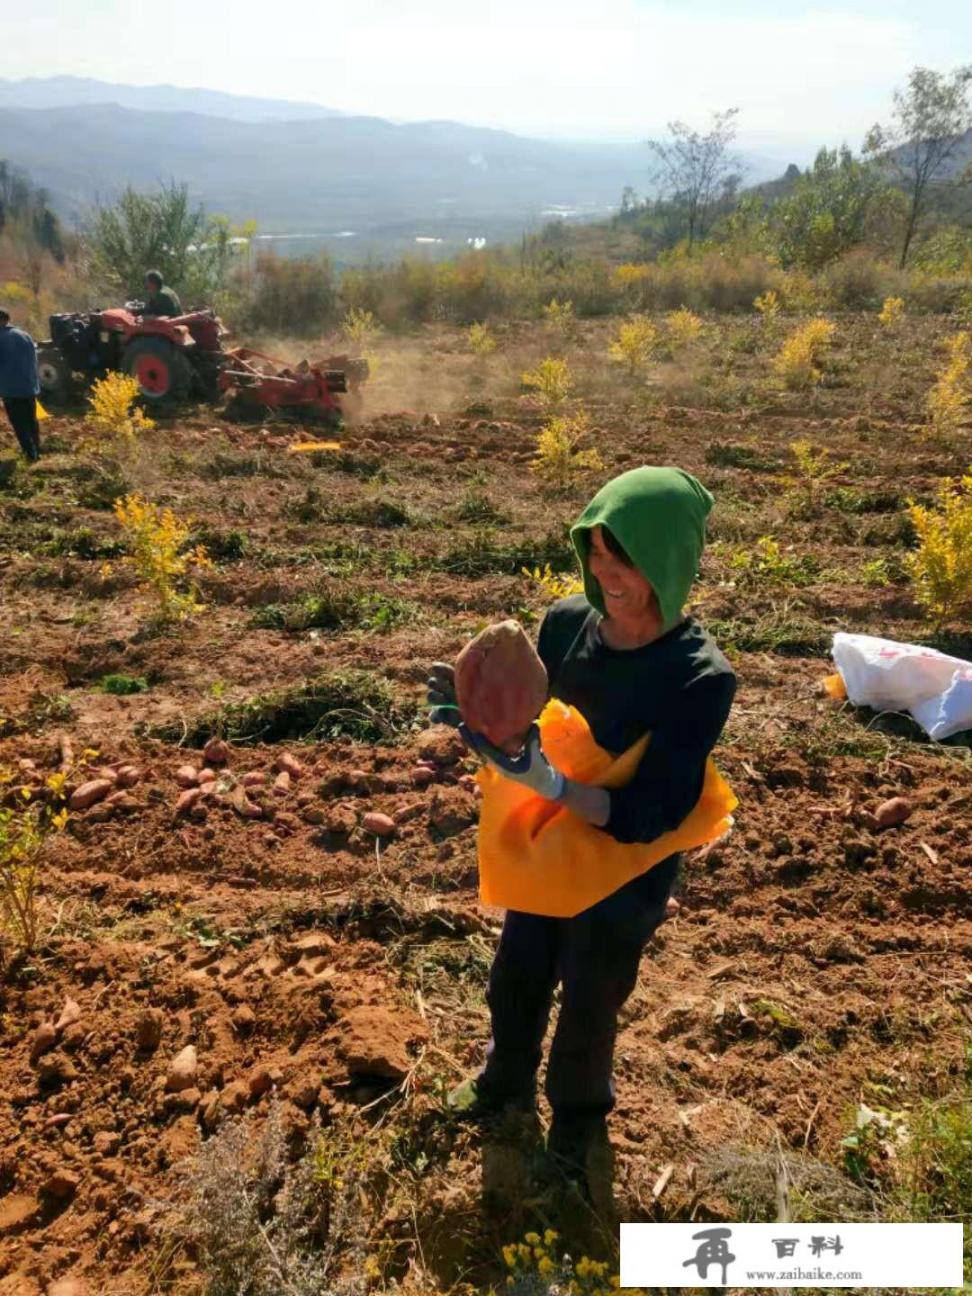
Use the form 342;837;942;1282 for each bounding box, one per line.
160;671;418;744
96;674;149;695
236;251;338;336
189;526;248;562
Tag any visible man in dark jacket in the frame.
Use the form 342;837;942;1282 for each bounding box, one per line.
143;270;182;317
0;308;41;462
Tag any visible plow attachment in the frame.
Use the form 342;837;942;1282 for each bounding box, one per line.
218;347;369;421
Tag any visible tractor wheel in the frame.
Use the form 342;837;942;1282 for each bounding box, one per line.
36;347;72;404
122;336;192;406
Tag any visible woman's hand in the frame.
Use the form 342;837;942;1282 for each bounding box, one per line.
461;722;612;826
427;662;461;727
459;723;566;801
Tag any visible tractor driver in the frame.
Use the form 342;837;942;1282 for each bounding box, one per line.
143;270;182;318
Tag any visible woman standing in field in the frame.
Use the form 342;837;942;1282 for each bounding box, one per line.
428;465;737;1200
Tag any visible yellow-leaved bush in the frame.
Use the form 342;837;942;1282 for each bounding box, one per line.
772;317;836;389
466;321;496;355
113;493;211;621
879;296;905;328
907;472;972;622
542;296;577;340
666;306;703;347
87;372;154;444
342;306;380;347
532;411;603;491
522;563;584;600
753;289;781;318
925;331;971;439
1;771;69;958
608;315;659;374
521;356;572;407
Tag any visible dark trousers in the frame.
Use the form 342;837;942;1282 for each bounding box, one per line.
480;852;680;1120
3;397;40;462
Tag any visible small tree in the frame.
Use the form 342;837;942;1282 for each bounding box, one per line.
772;319;836;389
647;109;742;250
608;315;660;374
87;373;154;446
907;472;972;621
532;412;603;491
89;181;249;303
521;357;572;408
865;65;972;268
774;146;886;270
243;253;338;336
113;494;211;622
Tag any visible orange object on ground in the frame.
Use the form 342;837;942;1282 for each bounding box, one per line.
823;672;848;700
476;700;737;918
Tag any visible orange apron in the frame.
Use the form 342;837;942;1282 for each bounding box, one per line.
476;700;737;918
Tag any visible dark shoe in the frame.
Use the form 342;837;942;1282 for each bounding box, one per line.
445;1075;534;1121
547;1114;613;1207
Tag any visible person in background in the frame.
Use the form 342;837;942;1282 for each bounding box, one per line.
142;270;182;317
0;307;41;463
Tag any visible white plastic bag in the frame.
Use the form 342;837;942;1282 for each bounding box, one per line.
831;632;972;741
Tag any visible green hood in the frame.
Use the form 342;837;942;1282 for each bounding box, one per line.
570;466;713;631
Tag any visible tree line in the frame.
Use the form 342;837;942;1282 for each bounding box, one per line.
620;65;972;271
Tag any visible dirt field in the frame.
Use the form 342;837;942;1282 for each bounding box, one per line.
0;315;969;1295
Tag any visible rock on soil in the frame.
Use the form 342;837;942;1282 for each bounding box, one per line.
175;765;199;787
334;1004;426;1081
48;1280;91;1296
247;1065;277;1099
231;1004;256;1034
54;997;81;1034
0;1194;39;1234
165;1045;198;1092
136;1008;163;1052
416;727;465;767
429;787;477;837
29;1022;57;1066
41;1169;79;1201
37;1053;77;1084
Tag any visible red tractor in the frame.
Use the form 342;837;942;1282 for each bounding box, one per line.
36;306;368;423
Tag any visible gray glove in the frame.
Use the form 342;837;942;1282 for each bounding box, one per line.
459;722;566;801
426;662;461;728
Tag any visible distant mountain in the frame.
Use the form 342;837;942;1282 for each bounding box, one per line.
0;101;644;260
0;76;341;123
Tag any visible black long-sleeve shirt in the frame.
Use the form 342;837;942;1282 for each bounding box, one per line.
537;595;735;846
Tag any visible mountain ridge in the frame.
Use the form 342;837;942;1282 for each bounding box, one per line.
0;75;342;123
0;101;644;257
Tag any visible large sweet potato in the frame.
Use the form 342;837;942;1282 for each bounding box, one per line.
454;620;547;753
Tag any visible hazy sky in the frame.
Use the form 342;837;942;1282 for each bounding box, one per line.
3;0;969;154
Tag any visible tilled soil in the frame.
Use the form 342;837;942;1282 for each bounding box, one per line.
0;316;970;1294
